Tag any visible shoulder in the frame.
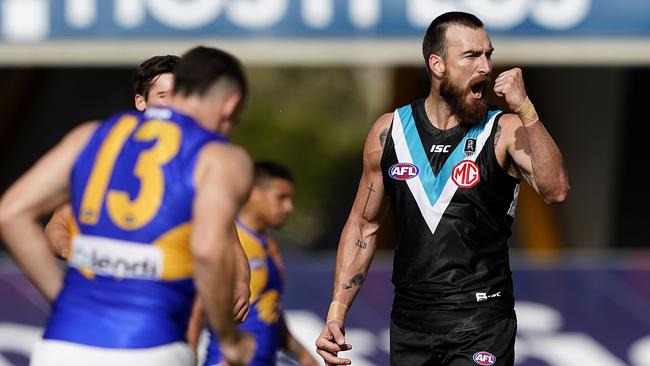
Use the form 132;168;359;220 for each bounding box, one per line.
194;142;253;191
199;142;251;167
370;113;393;135
59;120;100;153
366;112;393;148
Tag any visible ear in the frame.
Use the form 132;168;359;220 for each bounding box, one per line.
134;94;147;111
220;92;242;121
429;54;445;78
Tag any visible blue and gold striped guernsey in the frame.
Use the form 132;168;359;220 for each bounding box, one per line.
204;220;284;366
44;106;227;348
381;99;520;334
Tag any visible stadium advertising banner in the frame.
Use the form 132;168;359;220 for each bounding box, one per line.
0;0;649;64
0;257;648;366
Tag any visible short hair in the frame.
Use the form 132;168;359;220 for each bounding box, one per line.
422;11;484;75
254;161;294;185
132;55;180;99
173;46;247;104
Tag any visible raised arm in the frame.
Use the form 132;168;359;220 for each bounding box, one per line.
493;68;570;204
315;113;392;366
190;143;255;366
0;122;97;301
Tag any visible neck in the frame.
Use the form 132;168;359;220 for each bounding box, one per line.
238;208;267;235
424;90;461;131
170;95;220;132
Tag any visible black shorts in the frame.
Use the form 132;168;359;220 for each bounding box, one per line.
390;314;516;366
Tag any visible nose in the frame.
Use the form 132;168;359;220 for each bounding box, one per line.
477;54;491;75
286;200;294;214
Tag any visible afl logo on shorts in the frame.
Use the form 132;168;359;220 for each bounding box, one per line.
389;163;419;180
473;351;496;365
452;160;480;188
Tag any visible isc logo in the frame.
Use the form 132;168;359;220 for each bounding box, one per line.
388;163;419;180
452;160;480;188
473;351;496;365
430;144;451;153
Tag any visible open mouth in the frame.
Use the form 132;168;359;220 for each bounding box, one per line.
470;80;487;99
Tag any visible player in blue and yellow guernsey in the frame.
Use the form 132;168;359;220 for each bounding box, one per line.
0;46;256;366
189;162;318;366
44;55;252;326
316;12;570;366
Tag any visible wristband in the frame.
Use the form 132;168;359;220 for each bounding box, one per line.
326;301;348;323
515;97;540;127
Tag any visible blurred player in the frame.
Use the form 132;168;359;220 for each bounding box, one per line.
315;11;570;366
189;161;319;366
45;54;179;259
0;46;256;366
44;54;252;325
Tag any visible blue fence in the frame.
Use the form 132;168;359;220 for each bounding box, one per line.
0;254;649;366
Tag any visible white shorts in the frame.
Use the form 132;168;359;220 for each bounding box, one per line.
30;339;195;366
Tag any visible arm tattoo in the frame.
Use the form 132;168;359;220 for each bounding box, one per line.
379;128;389;147
341;273;365;290
494;124;502;148
361;182;376;217
356;240;367;249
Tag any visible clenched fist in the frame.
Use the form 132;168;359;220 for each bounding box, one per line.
493;68;528;111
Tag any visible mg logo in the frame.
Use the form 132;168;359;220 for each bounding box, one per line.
452;160;480;188
473;351;496;365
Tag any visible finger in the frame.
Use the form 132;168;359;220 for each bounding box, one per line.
327;323;346;345
493;83;504;96
234;305;249;323
232;298;248;320
316;349;351;365
316;337;343;353
317;340;351;353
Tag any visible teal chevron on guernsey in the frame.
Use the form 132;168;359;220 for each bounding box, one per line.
391;106;501;234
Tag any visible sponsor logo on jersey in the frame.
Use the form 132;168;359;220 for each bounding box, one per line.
249;257;266;270
464;138;477;156
144;106;172;120
452;160;480;188
69;235;162;279
430;144;451;153
473;351;496;365
389;163;419;180
476;291;502;302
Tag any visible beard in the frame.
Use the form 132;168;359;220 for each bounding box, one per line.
439;74;489;125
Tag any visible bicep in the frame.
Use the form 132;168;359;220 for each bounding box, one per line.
348;117;391;225
191;145;252;252
500;117;535;186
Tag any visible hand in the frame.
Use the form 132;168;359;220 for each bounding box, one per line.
493;67;528;111
233;281;250;323
220;330;256;366
315;320;352;365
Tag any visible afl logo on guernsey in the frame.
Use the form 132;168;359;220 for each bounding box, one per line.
389;163;419;180
452;160;480;188
473;351;496;365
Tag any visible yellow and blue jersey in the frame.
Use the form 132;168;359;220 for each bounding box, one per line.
205;221;285;366
44;106;228;349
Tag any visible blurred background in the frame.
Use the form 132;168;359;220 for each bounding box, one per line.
0;1;648;365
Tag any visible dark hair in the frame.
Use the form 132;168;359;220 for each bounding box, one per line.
422;11;483;75
254;161;294;185
132;55;180;99
173;46;247;105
